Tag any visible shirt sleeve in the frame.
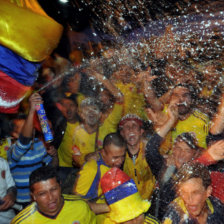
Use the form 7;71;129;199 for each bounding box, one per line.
42;153;52;165
145;213;160;224
194;151;216;166
35;140;52;165
74;160;99;200
145;133;165;178
7;137;32;163
3;159;15;189
162;204;180;224
104;103;123;128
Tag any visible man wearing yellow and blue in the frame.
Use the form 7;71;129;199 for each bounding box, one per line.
73;133;126;224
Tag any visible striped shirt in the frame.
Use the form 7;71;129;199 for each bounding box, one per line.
7;138;52;203
145;213;160;224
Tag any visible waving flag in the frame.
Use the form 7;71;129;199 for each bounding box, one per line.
0;0;63;113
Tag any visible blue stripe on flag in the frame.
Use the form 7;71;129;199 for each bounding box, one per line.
0;45;40;86
104;179;138;205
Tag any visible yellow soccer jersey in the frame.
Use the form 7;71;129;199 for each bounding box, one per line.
0;137;11;160
58;121;79;167
144;213;160;224
171;109;210;148
115;82;147;120
72;103;122;167
74;157;109;201
123;141;155;200
162;197;214;224
74;156;112;224
11;195;96;224
160;107;210;154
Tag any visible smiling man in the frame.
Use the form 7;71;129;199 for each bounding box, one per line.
145;83;210;154
11;166;96;224
162;162;224;224
119;114;155;200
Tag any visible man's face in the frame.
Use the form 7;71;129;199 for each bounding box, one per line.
177;178;212;218
170;87;192;116
102;144;126;168
11;119;25;139
173;140;196;169
113;65;134;84
81;105;101;126
31;178;63;216
67;73;81;94
120;120;143;147
59;99;77;122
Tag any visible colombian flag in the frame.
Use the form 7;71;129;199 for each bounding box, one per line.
0;0;63;113
101;167;151;223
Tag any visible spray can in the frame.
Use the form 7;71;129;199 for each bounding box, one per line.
35;103;54;143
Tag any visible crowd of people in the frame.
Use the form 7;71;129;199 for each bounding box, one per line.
0;31;224;224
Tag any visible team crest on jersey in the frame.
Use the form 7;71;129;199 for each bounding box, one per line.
72;221;80;224
72;146;81;156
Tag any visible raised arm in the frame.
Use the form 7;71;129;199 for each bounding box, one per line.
146;104;178;177
21;93;43;138
210;93;224;135
195;140;224;165
84;66;124;103
9;93;43;161
137;67;164;112
157;104;178;138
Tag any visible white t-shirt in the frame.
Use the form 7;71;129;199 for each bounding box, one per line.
0;157;16;224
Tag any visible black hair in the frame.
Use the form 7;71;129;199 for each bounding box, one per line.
174;162;211;189
173;83;198;101
174;132;200;150
103;132;126;149
61;94;78;107
0;114;13;140
29;166;60;192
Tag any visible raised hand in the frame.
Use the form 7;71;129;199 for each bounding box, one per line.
29;92;43;113
136;67;157;85
207;140;224;161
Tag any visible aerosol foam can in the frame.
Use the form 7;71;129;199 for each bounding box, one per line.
35;103;53;143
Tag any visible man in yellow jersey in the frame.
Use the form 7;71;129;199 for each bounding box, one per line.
73;133;126;224
119;114;155;200
56;95;80;182
112;64;147;120
162;162;224;224
72;68;123;168
11;166;96;224
145;83;210;153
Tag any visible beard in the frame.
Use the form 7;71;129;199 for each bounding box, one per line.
178;104;191;116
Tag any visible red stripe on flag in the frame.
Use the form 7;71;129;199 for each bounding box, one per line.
0;70;30;113
101;168;131;193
